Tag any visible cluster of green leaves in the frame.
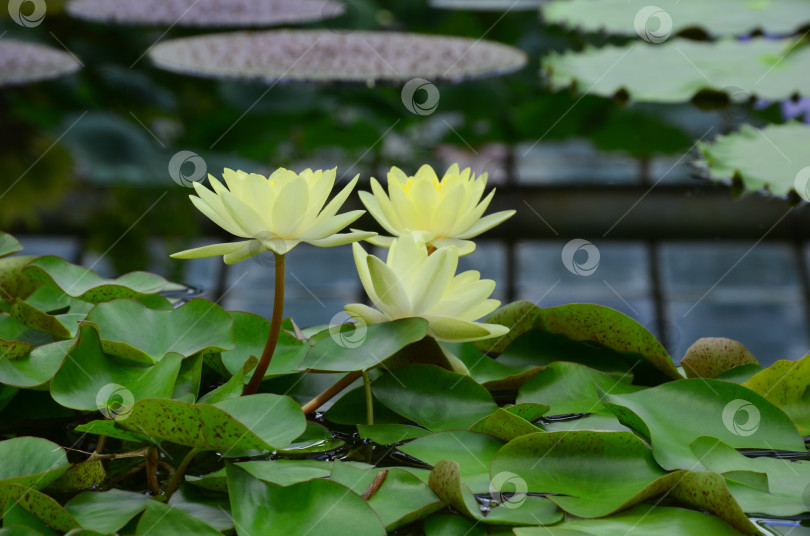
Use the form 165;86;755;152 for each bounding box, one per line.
1;231;808;535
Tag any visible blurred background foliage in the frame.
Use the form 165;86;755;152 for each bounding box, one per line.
0;0;791;276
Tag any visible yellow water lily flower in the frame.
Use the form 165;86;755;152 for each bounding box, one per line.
358;163;515;255
345;232;509;342
171;167;375;263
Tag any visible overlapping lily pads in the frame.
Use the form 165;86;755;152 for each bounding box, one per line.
150;30;528;84
542;0;810;38
0;40;81;87
696;122;810;198
67;0;344;27
543;38;810;103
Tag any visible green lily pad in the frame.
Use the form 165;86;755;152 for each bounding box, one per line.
373;365;498;431
135;500;221;536
74;419;156;444
303;318;429;372
490;431;675;518
481;302;680;383
64;490;149;534
324;384;405;425
232;459;335;488
398;431;504;493
469;408;543;441
0;234;21;259
226;464;386;536
116;394;305;453
47;460;105;492
491;430;755;531
428;459;563;526
514;504;749;536
742;354;810;434
0;257;39;304
220;312;305;380
543;38;810;103
330;464;444;531
0;339;73;390
0;484;79;533
714;363;765;384
698;122;810;198
0;314;51;360
691;435;810;516
542;0;810;38
681;338;759;379
198;356;257;405
357;424;431;444
517;361;644;416
173;353;203;402
84;299;233;365
10;299;80;340
0;437;70;490
543;414;632;433
24;256;174;305
50;324;182;412
424;514;486;536
444;341;543;391
167;485;233;532
602;379;806;469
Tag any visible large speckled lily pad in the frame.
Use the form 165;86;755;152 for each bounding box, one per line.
696;122;810;198
543;38;810;103
150;30;528;84
0;40;81;87
542;0;810;38
66;0;344;27
429;0;540;10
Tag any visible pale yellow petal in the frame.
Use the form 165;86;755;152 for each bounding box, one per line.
457;210;516;239
170;240;252;260
359;189;400;236
307;231;375;248
452;188;495;235
367;255;411;316
426;316;496;342
364;234;395;247
298;210;365;241
219;189;270;238
370;177;404;231
344;303;391;326
315;175;358;222
189;195;246;238
430;237;476;256
271;177;309;237
352;242;378;305
409;247;456;314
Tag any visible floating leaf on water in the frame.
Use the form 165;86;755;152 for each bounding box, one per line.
542;0;810;38
150;30;528;84
543;38;810;103
696;122;810;199
67;0;344;27
0;40;81;87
